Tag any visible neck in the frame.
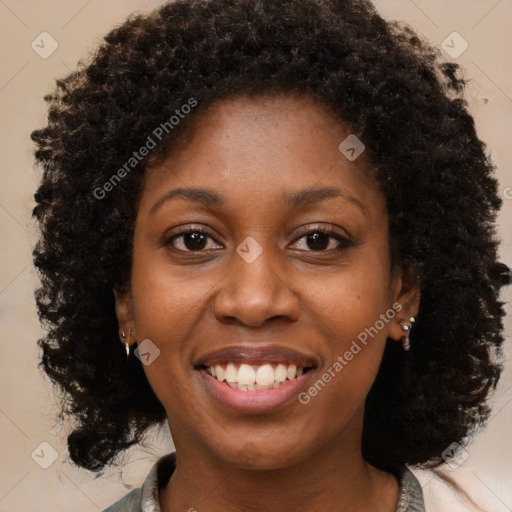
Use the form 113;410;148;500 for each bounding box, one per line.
160;414;400;512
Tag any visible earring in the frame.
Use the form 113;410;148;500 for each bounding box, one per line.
126;328;133;357
120;327;131;357
400;317;415;351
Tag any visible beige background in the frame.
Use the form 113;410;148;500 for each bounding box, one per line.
0;1;511;511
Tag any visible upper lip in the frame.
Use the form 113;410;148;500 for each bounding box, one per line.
195;345;318;368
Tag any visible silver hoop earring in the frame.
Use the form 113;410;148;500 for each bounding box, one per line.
120;327;131;358
400;316;415;351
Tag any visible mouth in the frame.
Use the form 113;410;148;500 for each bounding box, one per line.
200;362;314;391
194;345;318;413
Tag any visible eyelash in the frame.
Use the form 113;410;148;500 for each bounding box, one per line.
164;225;354;253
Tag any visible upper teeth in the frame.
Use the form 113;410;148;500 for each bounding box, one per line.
208;363;304;390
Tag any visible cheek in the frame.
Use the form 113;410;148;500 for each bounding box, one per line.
303;259;392;405
128;245;213;385
128;270;207;416
130;232;222;337
313;258;392;347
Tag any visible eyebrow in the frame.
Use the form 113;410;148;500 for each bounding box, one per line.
149;186;365;216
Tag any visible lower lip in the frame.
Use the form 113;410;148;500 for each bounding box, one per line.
198;368;315;414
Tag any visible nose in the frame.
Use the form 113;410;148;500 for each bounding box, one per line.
212;243;300;327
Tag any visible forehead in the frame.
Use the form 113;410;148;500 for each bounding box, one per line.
139;93;385;218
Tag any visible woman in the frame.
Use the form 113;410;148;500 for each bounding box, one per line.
30;0;511;511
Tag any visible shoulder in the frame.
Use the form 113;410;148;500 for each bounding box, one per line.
396;465;426;512
101;452;176;512
101;488;142;512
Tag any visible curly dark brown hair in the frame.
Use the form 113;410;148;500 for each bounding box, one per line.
31;0;510;479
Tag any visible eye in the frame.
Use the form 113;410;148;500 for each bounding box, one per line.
163;225;354;254
291;226;354;252
163;226;222;252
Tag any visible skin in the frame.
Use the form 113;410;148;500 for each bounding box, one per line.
115;93;420;512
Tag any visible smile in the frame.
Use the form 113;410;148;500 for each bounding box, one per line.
195;344;318;413
205;362;311;391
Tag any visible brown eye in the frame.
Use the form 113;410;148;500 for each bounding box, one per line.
164;227;222;252
306;232;330;251
292;227;354;252
163;225;353;254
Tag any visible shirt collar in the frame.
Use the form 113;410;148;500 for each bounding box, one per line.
139;452;425;512
140;452;176;512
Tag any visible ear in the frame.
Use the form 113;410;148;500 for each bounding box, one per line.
388;267;421;342
113;286;137;347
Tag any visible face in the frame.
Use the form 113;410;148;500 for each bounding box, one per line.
115;94;419;470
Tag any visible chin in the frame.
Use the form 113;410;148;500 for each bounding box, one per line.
219;441;309;471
